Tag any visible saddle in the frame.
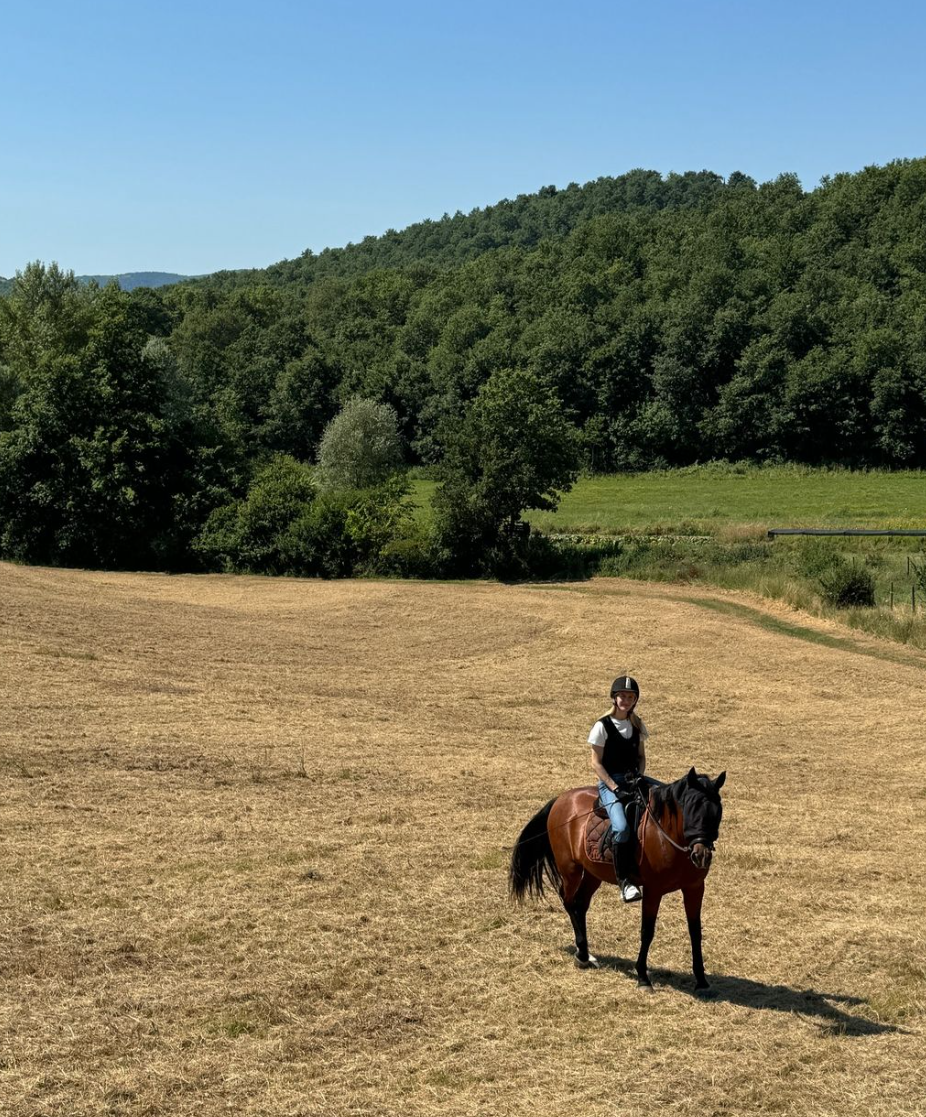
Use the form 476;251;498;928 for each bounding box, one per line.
584;786;643;866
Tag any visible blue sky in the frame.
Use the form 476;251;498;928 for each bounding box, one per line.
2;0;925;276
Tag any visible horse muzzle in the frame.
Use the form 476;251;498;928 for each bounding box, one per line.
690;842;713;870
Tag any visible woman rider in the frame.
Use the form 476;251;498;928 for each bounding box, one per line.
587;675;647;903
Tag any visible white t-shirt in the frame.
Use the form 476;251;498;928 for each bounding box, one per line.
587;716;649;750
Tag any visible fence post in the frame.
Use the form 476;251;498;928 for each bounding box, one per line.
913;584;917;614
890;582;894;610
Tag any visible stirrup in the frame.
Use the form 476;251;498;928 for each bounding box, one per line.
620;881;642;903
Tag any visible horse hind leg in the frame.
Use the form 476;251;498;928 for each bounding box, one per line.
635;892;663;990
560;868;602;969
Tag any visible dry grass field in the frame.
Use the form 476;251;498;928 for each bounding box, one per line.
1;562;925;1117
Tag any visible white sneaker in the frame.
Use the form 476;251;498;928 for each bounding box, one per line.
620;882;642;903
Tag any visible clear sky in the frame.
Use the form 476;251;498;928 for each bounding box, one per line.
2;0;925;277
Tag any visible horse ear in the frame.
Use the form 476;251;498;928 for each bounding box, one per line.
686;767;698;787
713;771;727;791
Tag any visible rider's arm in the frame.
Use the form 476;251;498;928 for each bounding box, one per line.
589;744;619;792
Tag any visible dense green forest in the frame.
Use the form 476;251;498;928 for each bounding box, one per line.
1;160;925;576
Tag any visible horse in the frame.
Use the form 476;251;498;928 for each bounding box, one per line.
509;768;726;992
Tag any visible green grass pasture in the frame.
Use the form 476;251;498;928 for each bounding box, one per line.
529;464;926;534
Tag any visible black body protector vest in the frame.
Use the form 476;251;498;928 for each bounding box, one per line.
598;716;641;779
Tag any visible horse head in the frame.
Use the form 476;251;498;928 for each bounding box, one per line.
680;767;726;870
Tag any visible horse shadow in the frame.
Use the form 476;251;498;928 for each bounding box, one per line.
564;949;901;1037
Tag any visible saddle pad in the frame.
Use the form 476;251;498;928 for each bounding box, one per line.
584;805;612;863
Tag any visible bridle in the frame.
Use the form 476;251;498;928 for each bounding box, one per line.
634;783;717;865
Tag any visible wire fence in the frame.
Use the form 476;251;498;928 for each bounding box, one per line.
768;529;926;613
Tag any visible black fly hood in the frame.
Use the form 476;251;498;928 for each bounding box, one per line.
650;767;726;850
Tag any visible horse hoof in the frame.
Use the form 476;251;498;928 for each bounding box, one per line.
576;952;600;969
637;980;654;993
694;985;715;998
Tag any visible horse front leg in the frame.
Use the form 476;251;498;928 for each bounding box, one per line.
682;883;710;992
635;892;662;989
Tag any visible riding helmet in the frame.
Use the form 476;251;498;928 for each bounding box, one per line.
611;675;639;698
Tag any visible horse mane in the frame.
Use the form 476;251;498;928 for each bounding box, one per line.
648;777;686;824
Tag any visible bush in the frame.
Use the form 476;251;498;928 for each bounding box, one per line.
343;475;415;571
796;538;843;579
315;398;403;491
195;455;316;575
377;521;442;578
819;561;876;607
597;538;662;578
283;491;358;578
440;531;625;582
196;456;416;578
525;536;623;581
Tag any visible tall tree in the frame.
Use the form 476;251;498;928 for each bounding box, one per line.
434;368;580;575
0;286;188;567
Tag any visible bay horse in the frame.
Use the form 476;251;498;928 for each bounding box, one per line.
509;768;726;992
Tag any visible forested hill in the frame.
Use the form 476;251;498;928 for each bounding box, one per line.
162;157;926;472
198;168;740;291
2;158;926;574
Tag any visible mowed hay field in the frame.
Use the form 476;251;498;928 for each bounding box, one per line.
2;564;925;1117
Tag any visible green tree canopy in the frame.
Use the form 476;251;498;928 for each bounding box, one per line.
0;284;188;567
434;368;580;575
315;397;404;490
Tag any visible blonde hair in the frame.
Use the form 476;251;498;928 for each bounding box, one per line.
606;700;642;731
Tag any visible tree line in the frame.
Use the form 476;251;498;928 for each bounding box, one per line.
1;159;925;576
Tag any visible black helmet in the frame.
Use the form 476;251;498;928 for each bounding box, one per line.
611;675;639;698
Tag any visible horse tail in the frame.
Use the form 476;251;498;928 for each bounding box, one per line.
508;798;561;903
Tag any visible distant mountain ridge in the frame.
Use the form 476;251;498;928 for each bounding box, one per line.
80;272;193;291
0;271;191;295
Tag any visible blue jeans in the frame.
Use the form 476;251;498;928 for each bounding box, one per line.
597;780;631;844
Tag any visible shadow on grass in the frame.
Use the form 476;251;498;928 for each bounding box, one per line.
562;948;901;1036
